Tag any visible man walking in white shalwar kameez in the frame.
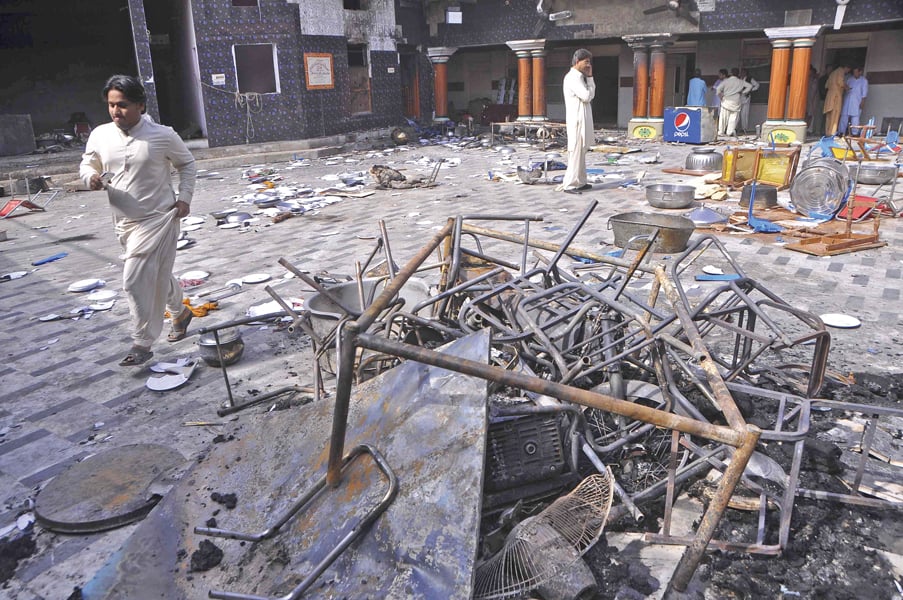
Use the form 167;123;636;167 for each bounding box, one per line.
80;75;197;367
557;49;595;193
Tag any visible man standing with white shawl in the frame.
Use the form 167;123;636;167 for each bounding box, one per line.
80;75;197;367
557;49;595;194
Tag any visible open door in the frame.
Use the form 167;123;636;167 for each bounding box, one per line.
665;54;688;108
400;50;420;120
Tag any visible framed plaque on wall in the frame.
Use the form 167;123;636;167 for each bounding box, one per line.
304;53;334;90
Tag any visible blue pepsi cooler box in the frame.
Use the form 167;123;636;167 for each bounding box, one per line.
663;107;715;143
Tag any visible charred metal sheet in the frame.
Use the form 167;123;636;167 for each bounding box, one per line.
34;443;186;534
84;331;490;600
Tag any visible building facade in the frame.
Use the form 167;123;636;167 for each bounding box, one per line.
0;0;901;148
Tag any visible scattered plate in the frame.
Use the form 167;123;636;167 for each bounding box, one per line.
180;270;210;281
219;223;241;230
176;239;195;250
68;278;105;293
242;273;271;284
86;289;117;302
181;216;205;226
702;265;724;275
181;224;203;232
89;300;116;311
38;313;62;322
819;313;861;329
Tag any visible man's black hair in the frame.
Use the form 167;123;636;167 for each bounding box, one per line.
103;75;147;112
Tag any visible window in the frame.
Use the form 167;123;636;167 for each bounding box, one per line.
348;44;371;114
234;44;279;94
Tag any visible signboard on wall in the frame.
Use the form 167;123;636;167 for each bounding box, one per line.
304;53;334;90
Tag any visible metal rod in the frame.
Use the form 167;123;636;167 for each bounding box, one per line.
356;332;748;447
669;425;761;592
378;219;396;280
277;257;361;318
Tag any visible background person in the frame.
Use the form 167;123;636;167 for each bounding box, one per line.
710;69;728;121
79;74;197;367
806;65;820;136
823;64;851;136
686;69;707;107
838;67;868;136
717;68;752;138
557;49;595;194
738;68;760;134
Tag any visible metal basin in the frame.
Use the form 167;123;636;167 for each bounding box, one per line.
608;212;696;253
685;147;723;171
848;162;897;185
307;277;431;373
645;184;696;209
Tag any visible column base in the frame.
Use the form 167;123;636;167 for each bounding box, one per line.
516;116;534;122
760;120;807;144
530;115;549;122
433;116;451;123
628;118;663;140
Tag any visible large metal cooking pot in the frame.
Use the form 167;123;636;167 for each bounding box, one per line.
608;212;696;253
848;162;897;185
739;183;778;208
685;147;723;171
197;328;244;367
645;184;696;209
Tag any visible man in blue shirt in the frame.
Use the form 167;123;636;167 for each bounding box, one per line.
839;67;868;136
687;70;707;106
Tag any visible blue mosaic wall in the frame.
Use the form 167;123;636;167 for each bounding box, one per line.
699;0;903;32
186;0;403;146
434;0;589;48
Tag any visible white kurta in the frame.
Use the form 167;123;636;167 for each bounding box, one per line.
558;68;595;191
79;115;197;348
717;76;752;136
839;75;869;134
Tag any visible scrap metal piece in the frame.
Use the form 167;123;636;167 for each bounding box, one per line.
34;444;186;533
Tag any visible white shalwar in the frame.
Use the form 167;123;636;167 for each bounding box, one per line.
558;68;595;191
79;115;196;348
839;76;869;135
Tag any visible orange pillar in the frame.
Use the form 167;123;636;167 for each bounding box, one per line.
531;48;547;121
516;50;533;121
631;45;649;118
649;43;667;119
427;47;457;121
787;37;815;121
766;40;791;121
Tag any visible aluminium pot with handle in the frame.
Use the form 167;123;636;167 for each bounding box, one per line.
645;184;696;209
685;147;723;171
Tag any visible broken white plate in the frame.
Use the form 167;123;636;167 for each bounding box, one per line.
150;357;192;373
242;273;271;284
146;359;198;391
176;239;194;250
180;270;210;281
86;289;117;302
181;216;205;226
68;278;105;293
89;300;116;311
702;265;725;275
819;313;861;329
219;222;241;229
181;224;203;232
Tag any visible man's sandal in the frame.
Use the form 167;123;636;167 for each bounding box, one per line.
119;347;154;367
167;308;194;342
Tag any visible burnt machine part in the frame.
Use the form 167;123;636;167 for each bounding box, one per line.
483;415;576;510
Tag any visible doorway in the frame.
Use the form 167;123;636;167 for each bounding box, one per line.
591;56;618;126
665;54;689;108
144;0;205;136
